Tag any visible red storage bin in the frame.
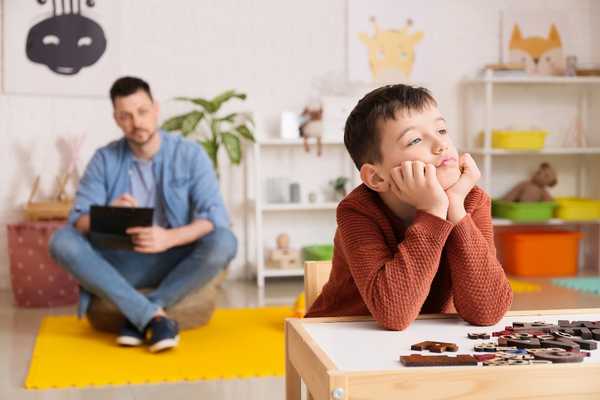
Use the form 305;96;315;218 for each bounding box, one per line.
499;230;582;277
7;221;79;307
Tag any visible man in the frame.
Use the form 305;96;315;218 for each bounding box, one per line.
49;76;237;353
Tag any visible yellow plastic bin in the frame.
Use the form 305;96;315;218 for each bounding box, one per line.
478;130;548;150
476;130;548;150
555;197;600;220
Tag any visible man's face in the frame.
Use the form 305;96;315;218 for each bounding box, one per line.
375;105;461;190
113;90;159;146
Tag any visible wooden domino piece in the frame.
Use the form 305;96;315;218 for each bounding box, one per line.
559;320;600;329
400;354;478;367
559;327;593;340
468;332;491;340
505;337;542;349
571;321;600;329
557;336;597;351
540;339;580;352
474;342;498;352
532;350;585;363
512;322;558;333
410;341;458;353
473;354;497;362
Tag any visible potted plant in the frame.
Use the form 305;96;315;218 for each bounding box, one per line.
329;176;349;201
161;90;255;175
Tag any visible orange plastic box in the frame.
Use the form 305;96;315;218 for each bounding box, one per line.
499;230;582;277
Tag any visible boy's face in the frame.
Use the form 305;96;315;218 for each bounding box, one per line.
373;104;461;191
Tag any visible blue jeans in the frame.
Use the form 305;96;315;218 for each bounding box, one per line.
49;225;237;331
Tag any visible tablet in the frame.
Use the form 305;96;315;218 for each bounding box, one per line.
89;205;154;250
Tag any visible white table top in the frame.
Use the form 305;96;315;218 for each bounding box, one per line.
302;312;600;372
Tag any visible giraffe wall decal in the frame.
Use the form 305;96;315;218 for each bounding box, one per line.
358;17;424;82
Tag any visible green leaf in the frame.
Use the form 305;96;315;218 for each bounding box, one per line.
210;119;221;139
176;96;218;113
216;113;237;123
200;139;219;171
222;132;241;164
181;111;204;135
160;113;188;131
211;90;247;113
235;124;255;142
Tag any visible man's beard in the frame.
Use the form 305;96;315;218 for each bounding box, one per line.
127;128;156;147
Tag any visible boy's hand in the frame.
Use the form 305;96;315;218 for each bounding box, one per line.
127;226;174;253
445;153;481;223
390;160;449;220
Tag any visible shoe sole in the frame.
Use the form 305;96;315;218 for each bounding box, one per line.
149;335;180;353
116;336;144;347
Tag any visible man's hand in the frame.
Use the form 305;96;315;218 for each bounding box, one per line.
126;226;174;253
445;153;481;223
111;193;139;208
390;160;449;220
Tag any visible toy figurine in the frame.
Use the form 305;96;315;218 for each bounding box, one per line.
503;162;557;202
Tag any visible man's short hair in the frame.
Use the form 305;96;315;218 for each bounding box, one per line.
109;76;153;104
344;84;437;170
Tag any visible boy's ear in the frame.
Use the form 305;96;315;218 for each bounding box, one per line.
360;163;388;192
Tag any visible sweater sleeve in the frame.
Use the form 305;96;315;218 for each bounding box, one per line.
338;203;454;330
446;190;513;325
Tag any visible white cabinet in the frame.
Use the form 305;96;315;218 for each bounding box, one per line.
462;70;600;273
246;138;358;288
462;71;600;220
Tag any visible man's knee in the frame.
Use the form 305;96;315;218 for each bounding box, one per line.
49;225;85;264
197;226;238;267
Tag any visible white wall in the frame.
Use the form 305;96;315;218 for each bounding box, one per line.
0;0;598;289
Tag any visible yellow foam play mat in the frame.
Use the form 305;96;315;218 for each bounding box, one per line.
26;306;291;389
508;278;542;293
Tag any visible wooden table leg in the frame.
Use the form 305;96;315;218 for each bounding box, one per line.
286;351;301;400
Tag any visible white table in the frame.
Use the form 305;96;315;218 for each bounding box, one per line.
285;309;600;400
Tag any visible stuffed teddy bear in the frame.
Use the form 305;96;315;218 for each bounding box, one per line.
502;162;557;202
299;99;323;156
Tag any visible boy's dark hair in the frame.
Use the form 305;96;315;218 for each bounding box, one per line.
344;84;437;169
109;76;153;104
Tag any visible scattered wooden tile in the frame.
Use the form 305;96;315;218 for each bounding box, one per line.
400;354;478;367
532;350;585;363
410;341;458;353
540;339;580;352
506;337;542;349
473;354;496;362
468;332;491;340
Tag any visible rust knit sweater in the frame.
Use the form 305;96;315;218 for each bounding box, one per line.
305;184;513;330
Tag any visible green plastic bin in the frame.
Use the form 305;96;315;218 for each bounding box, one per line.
492;200;556;221
302;244;334;261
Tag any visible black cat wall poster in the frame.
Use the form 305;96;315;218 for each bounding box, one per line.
3;0;121;95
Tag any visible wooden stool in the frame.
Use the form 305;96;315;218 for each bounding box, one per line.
86;270;227;333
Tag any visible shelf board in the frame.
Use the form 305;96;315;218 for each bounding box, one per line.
493;218;600;226
464;76;600;85
263;268;305;277
257;138;344;146
255;202;339;212
465;147;600;156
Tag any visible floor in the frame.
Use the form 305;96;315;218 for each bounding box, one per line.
2;276;600;399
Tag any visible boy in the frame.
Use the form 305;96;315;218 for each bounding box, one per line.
305;84;512;330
